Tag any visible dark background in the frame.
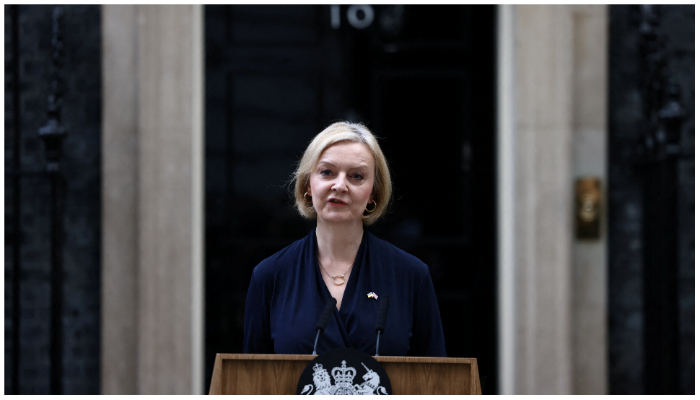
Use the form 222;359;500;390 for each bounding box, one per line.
5;5;101;395
607;5;694;395
3;4;694;395
204;4;498;394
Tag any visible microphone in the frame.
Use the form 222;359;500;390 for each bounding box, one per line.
374;296;389;356
312;298;337;355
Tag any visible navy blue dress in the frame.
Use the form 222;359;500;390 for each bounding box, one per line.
243;228;447;357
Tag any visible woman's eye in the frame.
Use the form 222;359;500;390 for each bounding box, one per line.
352;173;364;180
320;169;332;176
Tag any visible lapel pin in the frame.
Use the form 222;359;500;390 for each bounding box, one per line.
367;292;378;299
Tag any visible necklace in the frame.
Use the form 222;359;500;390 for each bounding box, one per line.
318;258;354;286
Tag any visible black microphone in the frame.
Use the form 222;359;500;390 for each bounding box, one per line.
312;298;337;355
374;296;389;356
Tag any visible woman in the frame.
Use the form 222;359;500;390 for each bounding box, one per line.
243;122;446;357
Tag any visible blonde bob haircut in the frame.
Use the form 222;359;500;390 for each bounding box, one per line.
293;122;392;226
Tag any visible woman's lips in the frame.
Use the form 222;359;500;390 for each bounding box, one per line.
328;198;347;206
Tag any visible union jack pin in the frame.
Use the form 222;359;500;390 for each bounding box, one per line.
367;292;378;299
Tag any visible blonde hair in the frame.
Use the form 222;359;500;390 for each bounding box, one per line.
293;122;392;225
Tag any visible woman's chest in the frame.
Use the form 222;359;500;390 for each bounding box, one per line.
323;276;349;309
269;280;416;356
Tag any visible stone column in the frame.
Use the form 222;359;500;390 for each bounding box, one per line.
101;5;139;394
498;4;575;395
569;5;608;395
498;4;608;394
101;5;204;394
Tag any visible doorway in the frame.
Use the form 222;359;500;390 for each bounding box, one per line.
204;4;497;393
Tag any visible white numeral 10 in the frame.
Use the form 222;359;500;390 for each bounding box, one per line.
331;5;375;30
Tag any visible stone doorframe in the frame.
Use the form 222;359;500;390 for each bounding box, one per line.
497;5;608;395
101;5;204;394
99;4;608;395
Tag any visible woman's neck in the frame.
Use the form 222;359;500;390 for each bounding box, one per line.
315;219;364;267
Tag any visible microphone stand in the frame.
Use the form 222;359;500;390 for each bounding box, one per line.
374;296;389;356
313;298;337;355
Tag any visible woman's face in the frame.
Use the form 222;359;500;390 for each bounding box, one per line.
308;141;375;225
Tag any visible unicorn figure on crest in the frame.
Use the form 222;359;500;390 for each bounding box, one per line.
354;362;388;395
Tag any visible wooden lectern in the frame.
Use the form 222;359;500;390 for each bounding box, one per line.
209;353;482;395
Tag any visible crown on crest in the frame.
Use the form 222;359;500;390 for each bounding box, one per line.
331;360;356;384
312;363;328;379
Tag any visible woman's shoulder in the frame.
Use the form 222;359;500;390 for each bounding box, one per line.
252;232;312;280
366;231;430;275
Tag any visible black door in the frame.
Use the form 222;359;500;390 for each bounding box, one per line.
204;4;496;393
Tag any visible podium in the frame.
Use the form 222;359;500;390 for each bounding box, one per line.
209;353;482;395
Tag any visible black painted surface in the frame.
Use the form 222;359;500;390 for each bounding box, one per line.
608;5;694;395
204;4;497;394
4;5;101;395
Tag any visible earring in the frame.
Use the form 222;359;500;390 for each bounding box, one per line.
365;200;377;214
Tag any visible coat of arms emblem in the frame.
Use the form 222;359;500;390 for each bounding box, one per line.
299;360;388;395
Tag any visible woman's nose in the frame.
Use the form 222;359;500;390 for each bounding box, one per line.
331;174;348;192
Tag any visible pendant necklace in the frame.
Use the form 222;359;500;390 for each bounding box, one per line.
318;258;354;286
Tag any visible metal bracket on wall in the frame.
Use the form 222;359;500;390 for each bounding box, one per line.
575;177;601;240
